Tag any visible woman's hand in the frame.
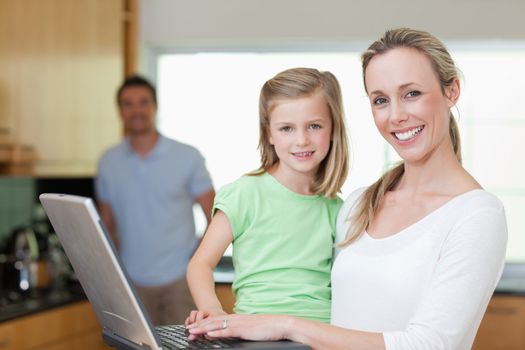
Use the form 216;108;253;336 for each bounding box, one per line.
186;314;293;342
184;308;227;328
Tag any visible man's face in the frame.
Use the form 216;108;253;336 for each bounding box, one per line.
118;86;157;135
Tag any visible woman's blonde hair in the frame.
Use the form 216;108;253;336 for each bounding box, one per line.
250;67;349;199
339;27;462;246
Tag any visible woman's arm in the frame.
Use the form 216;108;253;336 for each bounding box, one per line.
186;210;234;323
187;314;385;350
381;206;507;350
290;317;384;350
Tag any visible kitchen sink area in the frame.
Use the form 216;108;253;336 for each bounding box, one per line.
0;176;95;321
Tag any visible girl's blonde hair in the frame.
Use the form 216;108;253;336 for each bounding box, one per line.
339;27;462;246
250;67;349;199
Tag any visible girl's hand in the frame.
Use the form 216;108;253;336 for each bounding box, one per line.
186;314;292;342
184;309;227;328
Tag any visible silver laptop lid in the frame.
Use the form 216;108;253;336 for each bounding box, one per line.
39;193;162;350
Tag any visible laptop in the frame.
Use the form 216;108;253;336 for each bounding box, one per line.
39;193;311;350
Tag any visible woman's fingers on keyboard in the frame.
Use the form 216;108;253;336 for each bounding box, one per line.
196;310;207;322
185;310;200;326
186;309;219;328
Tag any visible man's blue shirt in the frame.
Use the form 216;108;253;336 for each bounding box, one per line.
96;134;213;286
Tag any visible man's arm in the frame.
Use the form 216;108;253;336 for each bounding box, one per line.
98;200;120;250
195;188;215;225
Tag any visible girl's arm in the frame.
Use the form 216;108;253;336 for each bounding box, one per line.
186;210;234;323
187;314;385;350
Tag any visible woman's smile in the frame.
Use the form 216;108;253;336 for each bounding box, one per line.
392;125;425;142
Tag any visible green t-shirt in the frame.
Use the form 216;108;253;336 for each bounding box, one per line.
213;172;342;323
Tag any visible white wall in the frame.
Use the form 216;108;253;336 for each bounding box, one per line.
140;0;525;49
138;0;525;262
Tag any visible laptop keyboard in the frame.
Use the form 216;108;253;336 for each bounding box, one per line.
156;325;235;349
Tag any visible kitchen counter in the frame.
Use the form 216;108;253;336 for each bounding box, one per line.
0;258;231;325
2;259;523;324
0;257;231;324
213;258;525;296
494;263;525;296
216;276;525;295
0;281;86;323
495;279;525;295
213;256;235;283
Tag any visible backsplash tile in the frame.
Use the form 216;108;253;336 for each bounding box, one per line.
0;176;35;244
0;176;94;247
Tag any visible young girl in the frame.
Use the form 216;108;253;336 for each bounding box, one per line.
185;67;349;326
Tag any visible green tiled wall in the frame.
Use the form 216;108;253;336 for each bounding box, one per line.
0;177;35;244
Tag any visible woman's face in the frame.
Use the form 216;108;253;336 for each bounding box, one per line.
364;47;459;164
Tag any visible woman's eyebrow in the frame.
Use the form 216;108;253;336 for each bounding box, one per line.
369;82;418;96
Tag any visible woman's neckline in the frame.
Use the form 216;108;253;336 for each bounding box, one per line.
364;188;485;241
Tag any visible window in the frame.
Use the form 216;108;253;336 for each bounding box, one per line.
156;47;525;262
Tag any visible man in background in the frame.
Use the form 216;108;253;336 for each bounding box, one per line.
95;75;214;325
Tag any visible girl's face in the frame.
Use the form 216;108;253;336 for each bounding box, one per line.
364;47;459;165
268;93;333;179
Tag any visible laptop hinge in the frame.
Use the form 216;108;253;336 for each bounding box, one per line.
102;327;153;350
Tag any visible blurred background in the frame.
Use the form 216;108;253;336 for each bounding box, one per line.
0;1;524;349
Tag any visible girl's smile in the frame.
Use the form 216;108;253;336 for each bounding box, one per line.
291;150;315;160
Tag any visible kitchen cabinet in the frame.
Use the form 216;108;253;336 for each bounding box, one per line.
0;300;110;350
473;295;525;350
216;283;235;314
0;0;137;176
0;287;232;349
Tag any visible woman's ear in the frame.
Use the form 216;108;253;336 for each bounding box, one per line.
446;79;460;107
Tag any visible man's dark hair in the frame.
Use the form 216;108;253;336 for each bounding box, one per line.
116;75;157;106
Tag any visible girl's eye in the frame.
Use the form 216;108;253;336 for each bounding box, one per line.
280;126;292;132
406;90;421;98
373;97;388;105
309;124;322;130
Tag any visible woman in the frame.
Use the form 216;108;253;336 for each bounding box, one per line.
187;28;508;350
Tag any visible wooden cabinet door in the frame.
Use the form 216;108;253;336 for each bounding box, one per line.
0;0;123;175
473;295;525;350
215;283;235;314
0;301;111;350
